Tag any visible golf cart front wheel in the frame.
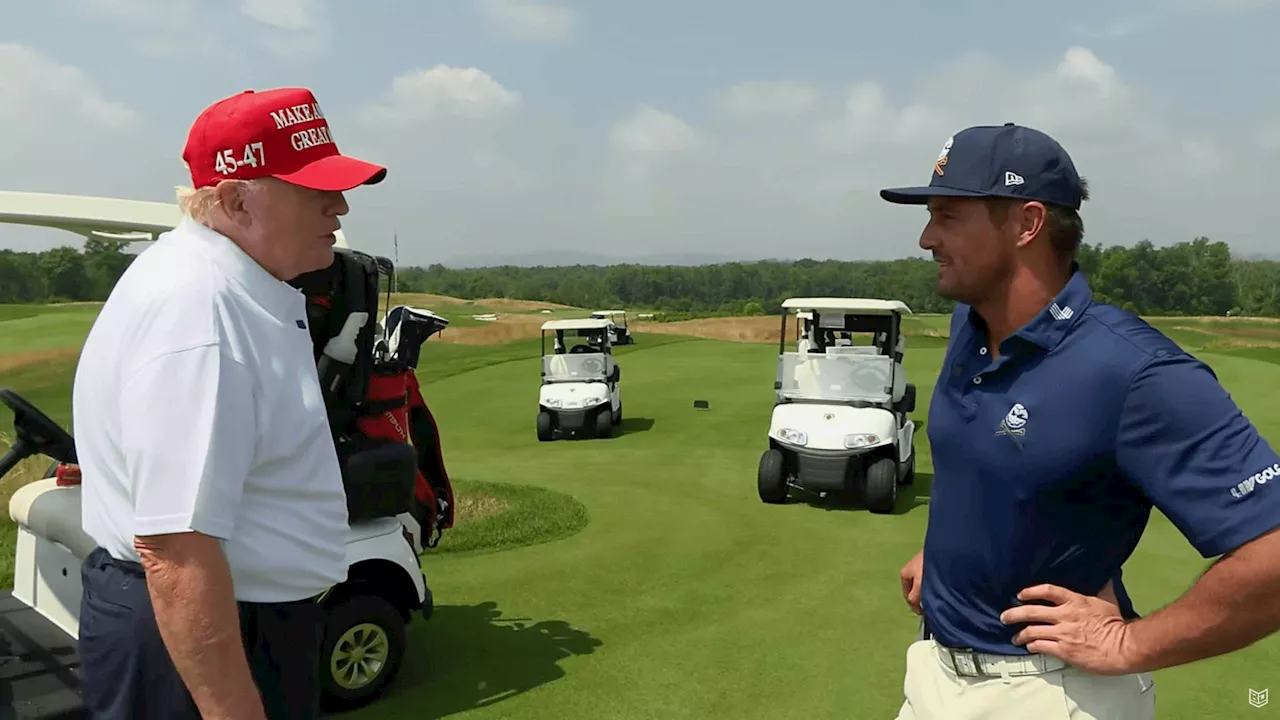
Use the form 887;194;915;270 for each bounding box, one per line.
537;411;554;442
864;456;897;514
320;594;407;710
758;449;787;503
594;407;614;438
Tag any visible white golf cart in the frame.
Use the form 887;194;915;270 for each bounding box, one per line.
589;310;634;345
537;318;622;440
0;192;433;715
758;298;917;514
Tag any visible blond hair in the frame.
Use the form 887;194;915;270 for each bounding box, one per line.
174;179;267;226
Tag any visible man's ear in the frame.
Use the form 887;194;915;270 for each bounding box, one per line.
213;181;252;226
1014;201;1048;249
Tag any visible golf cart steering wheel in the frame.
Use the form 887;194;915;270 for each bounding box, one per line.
849;363;890;393
0;388;77;480
569;344;593;354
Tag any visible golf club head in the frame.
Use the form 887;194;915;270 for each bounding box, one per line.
384;306;450;369
374;256;394;276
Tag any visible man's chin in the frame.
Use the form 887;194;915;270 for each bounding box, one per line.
301;248;335;276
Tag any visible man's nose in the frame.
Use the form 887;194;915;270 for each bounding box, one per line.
918;227;937;252
326;191;349;216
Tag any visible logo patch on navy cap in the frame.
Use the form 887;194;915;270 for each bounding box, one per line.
934;136;953;176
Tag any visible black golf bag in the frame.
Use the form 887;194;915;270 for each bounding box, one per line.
289;248;455;547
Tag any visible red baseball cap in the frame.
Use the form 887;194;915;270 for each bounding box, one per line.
182;87;386;192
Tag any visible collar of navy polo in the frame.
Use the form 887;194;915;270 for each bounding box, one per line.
919;265;1280;656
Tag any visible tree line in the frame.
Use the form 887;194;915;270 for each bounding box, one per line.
3;236;1279;318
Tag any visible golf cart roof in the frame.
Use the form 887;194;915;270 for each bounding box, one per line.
0;191;182;241
0;191;351;248
541;318;613;331
591;310;627;316
781;297;912;315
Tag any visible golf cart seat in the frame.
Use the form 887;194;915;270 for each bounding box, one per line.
9;479;96;559
827;345;880;356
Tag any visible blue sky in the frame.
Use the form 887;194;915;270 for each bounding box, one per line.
2;0;1277;266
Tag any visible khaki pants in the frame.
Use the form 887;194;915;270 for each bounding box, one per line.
894;640;1155;720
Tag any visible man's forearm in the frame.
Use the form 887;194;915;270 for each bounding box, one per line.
137;534;266;720
1121;533;1280;673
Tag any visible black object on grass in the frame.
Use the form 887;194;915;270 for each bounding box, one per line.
693;400;710;409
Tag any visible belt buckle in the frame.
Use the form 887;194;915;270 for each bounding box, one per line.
947;647;987;678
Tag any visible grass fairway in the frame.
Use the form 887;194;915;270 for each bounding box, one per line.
2;305;1280;718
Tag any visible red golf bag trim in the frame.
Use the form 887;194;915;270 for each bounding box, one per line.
356;369;455;545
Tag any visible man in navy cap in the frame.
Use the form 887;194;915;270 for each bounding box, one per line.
881;123;1280;718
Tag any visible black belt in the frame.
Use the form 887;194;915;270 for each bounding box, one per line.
92;547;144;576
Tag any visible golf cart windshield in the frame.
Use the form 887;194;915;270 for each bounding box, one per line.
542;353;609;382
777;352;893;403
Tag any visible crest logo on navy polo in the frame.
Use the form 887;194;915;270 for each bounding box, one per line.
994;402;1028;448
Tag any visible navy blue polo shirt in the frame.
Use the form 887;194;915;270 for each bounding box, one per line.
922;269;1280;655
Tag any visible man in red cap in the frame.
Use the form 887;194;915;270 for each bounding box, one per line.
71;87;386;720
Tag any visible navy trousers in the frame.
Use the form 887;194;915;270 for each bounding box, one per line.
77;547;326;720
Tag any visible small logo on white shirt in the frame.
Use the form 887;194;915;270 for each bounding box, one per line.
1231;463;1280;499
296;319;307;329
1004;171;1024;186
995;403;1028;448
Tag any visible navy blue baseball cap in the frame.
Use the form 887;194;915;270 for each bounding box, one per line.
880;123;1084;210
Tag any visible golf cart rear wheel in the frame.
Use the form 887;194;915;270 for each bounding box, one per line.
320;594;407;710
864;456;897;514
595;407;614;438
537;411;554;442
758;449;787;503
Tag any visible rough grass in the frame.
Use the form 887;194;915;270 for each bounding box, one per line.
435;479;589;556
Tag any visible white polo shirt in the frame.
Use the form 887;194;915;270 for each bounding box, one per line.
73;217;350;602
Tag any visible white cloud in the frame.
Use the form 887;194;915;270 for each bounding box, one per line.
240;0;319;32
0;44;139;129
610;105;700;156
331;46;1273;266
0;45;184;251
577;46;1269;263
475;0;579;43
239;0;332;59
359;65;522;128
606;105;703;188
74;0;329;59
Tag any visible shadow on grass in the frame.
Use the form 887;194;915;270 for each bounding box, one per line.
363;601;602;719
616;417;654;435
796;472;932;515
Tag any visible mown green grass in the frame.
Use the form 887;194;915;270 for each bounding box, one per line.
3;304;1280;718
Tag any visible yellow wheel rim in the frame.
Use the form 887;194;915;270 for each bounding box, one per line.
330;622;390;690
